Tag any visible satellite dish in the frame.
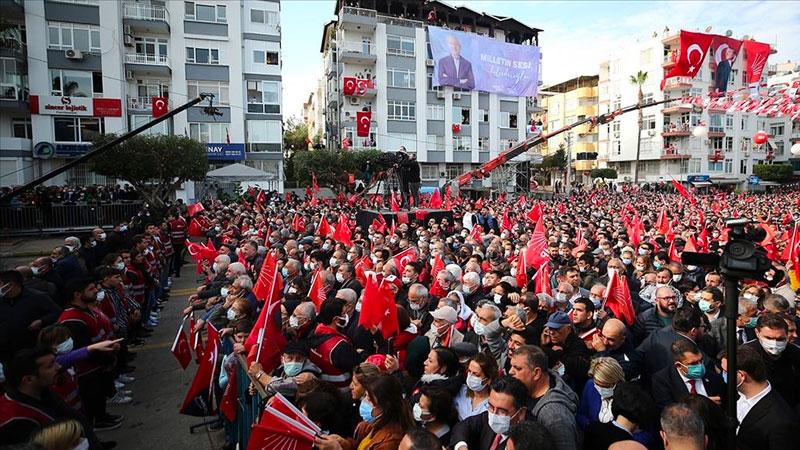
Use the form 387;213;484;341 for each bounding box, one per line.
725;30;733;37
704;26;712;33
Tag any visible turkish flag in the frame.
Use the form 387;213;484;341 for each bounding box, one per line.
524;218;550;269
779;223;800;270
661;30;715;89
245;297;286;374
516;251;528;291
170;320;192;370
469;224;483;242
603;270;636;326
187;219;205;237
333;213;352;246
219;362;237;422
356;78;375;96
292;214;305;233
390;193;401;212
656;207;670;235
187;202;205;217
743;40;771;84
180;326;219;416
252;252;282;303
316;215;331;237
307;269;326;312
357;111;371;137
311;173;320;193
358;275;400;339
527;202;543;223
152;96;168;118
428;188;443;209
501;209;512;231
354;255;373;287
393;247;417;271
343;76;357;96
452;123;461;134
428;255;447;298
672;180;697;205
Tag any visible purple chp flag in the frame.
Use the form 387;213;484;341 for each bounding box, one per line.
428;26;541;97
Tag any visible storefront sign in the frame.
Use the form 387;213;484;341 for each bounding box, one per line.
29;96;122;117
55;143;92;157
206;143;245;160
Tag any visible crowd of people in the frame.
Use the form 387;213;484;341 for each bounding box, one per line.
1;184;800;450
1;185;142;206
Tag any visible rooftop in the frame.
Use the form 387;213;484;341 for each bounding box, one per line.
541;75;599;94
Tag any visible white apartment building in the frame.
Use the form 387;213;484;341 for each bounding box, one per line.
320;0;542;189
0;0;284;194
598;31;792;186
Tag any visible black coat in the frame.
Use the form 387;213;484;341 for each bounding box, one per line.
543;332;591;390
636;328;714;380
583;421;634;450
651;364;726;411
737;389;799;450
449;411;507;450
742;341;800;411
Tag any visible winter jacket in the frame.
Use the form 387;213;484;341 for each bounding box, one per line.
528;371;580;450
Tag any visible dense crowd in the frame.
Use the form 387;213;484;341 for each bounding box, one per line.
1;185;142;206
1;185;800;450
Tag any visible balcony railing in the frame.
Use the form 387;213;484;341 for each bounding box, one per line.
341;6;376;18
664;77;693;89
661;146;690;159
377;14;422;28
123;3;169;21
0;84;27;102
127;96;169;110
662;123;691;136
125;53;170;65
339;42;375;55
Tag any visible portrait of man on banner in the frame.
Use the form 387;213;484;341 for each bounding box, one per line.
437;34;475;89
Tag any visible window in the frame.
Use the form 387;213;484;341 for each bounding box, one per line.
266;51;279;65
617;161;631;173
643;93;654;104
187;80;229;105
725;114;734;129
253;50;265;63
614;141;621;155
427;134;444;151
426;104;444;120
131;115;169;135
453;107;470;125
427;72;436;91
0;58;23;100
50;70;102;97
135;37;168;58
769;124;784;136
12;118;31;138
385;134;416;152
186;47;220;64
387;100;415;121
445;164;461;180
689;158;701;173
612;121;620;136
250;9;278;26
500;112;518;128
774;141;785;156
740;159;747;174
724;137;733;152
612;96;621;111
47;22;100;52
453;136;471;152
710;137;723;151
709;114;723;132
420;164;439;180
54;117;103;142
724;159;733;173
189;122;228;143
386;35;414;56
708;160;723;171
642;114;656;130
246;120;282;144
387;68;415;88
478;109;488;122
185;2;226;22
247;80;280;113
478;137;488;151
50;0;99;4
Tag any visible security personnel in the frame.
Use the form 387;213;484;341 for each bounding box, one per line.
168;211;187;277
306;298;358;393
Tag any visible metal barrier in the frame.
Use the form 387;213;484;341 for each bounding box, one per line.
222;337;266;449
0;202;144;236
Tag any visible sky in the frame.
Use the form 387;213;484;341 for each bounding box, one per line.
281;0;800;119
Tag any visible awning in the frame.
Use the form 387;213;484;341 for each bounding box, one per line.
710;178;741;185
691;181;713;187
759;181;781;186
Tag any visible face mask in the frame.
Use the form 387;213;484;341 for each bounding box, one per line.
401;276;412;285
745;317;758;328
579;266;586;273
322;243;330;251
436;323;451;337
743;293;758;303
355;301;362;312
555;364;566;377
555;292;567;302
65;244;76;252
622;258;632;265
56;337;74;355
698;300;714;312
493;293;503;304
96;290;106;302
510;267;517;277
686;265;697;272
682;363;706;379
115;262;125;270
409;302;421;311
635;264;645;272
466;374;486;392
289;316;301;329
220;287;230;297
413;403;432;423
212;263;220;273
337;314;350;328
99;232;107;241
487;411;513;435
226;309;237;321
759;337;787;355
461;285;472;294
653;262;663;270
764;275;774;282
73;438;90;450
335;273;345;283
722;371;728;384
288;287;297;295
119;225;128;232
329;257;338;268
672;274;682;282
214;226;221;232
281;268;289;278
472;321;486;336
31;266;41;276
359;398;377;423
594;384;615;399
590;296;602;309
283;361;303;377
638;248;648;256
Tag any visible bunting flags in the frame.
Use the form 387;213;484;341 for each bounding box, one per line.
603;269;636;326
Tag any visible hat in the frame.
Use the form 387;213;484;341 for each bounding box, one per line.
545;311;572;329
365;354;387;371
383;274;402;290
430;305;457;324
283;341;309;357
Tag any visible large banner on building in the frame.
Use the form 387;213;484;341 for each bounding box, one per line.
428;26;541;97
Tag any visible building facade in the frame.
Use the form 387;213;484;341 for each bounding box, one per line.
0;0;284;194
302;77;325;147
598;31;791;186
320;0;542;189
539;75;599;184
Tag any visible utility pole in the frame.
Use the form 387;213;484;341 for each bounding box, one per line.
0;94;217;203
565;132;573;189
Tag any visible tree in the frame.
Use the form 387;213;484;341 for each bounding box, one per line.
753;163;793;183
291;149;390;191
283;117;309;152
590;168;618;180
629;70;648;184
90;134;208;212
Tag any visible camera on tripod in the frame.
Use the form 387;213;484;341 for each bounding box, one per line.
682;218;774;281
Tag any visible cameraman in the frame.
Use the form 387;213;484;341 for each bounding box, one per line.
399;149;420;207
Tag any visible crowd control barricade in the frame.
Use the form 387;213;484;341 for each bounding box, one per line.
0;201;143;236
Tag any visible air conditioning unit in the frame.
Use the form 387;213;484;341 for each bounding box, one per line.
123;35;134;47
648;130;656;137
613;131;620;138
124;25;132;35
125;70;135;80
425;58;434;67
349;97;360;105
453;93;462;100
65;49;83;60
436;91;445;99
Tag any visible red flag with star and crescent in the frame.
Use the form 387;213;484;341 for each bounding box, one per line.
358;275;400;339
393;247;417;271
661;30;715;89
171;317;192;370
307;269;327;312
356;111;371;137
316;215;331;237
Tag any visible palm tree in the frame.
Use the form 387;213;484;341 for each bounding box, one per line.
629;70;648;184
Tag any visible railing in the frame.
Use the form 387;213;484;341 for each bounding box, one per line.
340;6;376;18
377;14;422;28
125;53;170;65
0;84;27;102
123;3;169;21
663;123;690;133
126;96;170;110
339;42;375;55
664;77;693;88
219;337;265;449
0;202;144;236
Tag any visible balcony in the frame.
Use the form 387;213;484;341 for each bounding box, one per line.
0;83;28;110
662;104;693;114
127;96;170;111
574;123;595;135
662;123;691;137
708;127;725;138
338;42;376;65
338;6;376;31
663;77;693;90
661;146;691;160
377;14;423;28
576;104;597;117
573;141;597;152
663;52;677;68
125;53;171;77
123;3;170;33
575;86;598;98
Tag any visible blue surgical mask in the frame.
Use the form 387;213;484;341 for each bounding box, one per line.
359;398;376;423
722;371;728;384
281;267;289;278
745;317;758;328
683;363;706;379
698;300;712;313
56;337;74;355
283;361;303;377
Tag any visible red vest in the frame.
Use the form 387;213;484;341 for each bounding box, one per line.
51;368;82;411
0;393;54;430
308;324;352;389
125;266;146;304
160;232;175;257
169;217;187;244
58;306;112;376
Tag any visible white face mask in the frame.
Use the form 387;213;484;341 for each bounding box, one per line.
329;257;338;267
220;287;230;297
115;262;125;270
96;290;106;302
355;301;362;312
672;274;682;282
595;383;615;399
759;337;788;355
73;437;90;450
743;293;758;303
487;411;513;435
493;293;503;304
336;272;345;283
56;337;74;355
31;266;41;276
402;276;412;285
99;232;107;241
510;267;517;277
409;302;422;311
555;292;567;302
289;315;301;328
465;374;486;392
212;263;220;273
226;309;237;321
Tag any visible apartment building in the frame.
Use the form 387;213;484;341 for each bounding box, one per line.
0;0;284;193
320;0;542;189
302;77;325;146
539;75;599;184
597;31;791;186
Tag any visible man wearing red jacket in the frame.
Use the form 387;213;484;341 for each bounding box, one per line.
306;298;358;393
167;211;187;277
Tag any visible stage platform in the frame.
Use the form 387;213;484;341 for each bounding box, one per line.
356;209;454;229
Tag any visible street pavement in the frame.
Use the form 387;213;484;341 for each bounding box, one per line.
101;271;225;450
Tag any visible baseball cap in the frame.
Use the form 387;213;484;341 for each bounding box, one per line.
545;311;572;329
430;305;457;324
